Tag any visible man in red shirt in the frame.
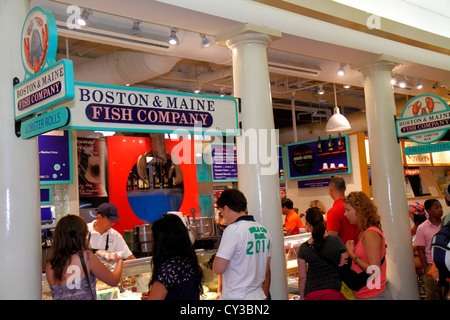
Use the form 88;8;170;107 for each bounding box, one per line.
282;198;304;235
326;176;359;243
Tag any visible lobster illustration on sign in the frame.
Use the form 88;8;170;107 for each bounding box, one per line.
23;17;48;74
408;97;441;116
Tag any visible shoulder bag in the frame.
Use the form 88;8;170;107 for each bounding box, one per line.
78;250;96;300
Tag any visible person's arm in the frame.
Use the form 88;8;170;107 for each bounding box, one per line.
417;246;428;273
89;251;123;286
262;257;271;299
141;281;168;300
213;256;230;275
297;258;307;299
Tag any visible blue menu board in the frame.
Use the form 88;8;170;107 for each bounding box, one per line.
286;135;351;179
38;130;73;184
211;143;237;182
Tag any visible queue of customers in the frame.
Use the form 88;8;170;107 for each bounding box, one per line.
44;177;450;300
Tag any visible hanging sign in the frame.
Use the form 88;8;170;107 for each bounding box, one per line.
14;7;75;122
20;107;71;139
396;94;450;144
63;82;239;136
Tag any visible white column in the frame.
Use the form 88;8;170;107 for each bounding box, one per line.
0;0;42;299
217;25;288;300
353;55;419;300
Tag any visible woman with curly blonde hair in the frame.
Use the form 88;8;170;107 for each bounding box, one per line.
343;191;392;300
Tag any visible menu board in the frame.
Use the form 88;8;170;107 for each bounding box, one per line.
211;143;237;182
286;135;351;179
38;130;73;184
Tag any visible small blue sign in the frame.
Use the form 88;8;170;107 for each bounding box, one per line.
21;107;71;139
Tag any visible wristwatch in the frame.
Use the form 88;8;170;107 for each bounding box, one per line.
353;256;359;263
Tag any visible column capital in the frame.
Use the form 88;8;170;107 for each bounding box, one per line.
216;23;281;48
351;54;403;74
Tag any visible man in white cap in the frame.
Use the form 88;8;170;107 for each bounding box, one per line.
87;202;135;259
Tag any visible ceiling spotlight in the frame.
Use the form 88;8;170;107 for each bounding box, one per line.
219;87;225;97
399;77;407;88
77;8;92;28
343;85;350;89
200;33;212;48
318;85;325;95
168;27;179;45
130;19;143;37
391;76;397;85
415;80;423;90
337;63;345;76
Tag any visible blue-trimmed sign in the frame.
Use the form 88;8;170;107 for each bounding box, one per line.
211;143;238;182
20;6;58;75
403;141;450;155
396;94;450;144
14;59;75;120
21;107;71;139
63;82;239;136
38;130;73;184
286;135;351;179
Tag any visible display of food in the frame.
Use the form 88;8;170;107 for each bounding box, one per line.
95;250;117;270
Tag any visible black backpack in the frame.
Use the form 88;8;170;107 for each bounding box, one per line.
431;222;450;280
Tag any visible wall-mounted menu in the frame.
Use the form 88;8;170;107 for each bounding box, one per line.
286;134;351;179
38;130;73;184
211;143;238;182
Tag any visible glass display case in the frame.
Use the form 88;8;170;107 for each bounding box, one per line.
42;249;218;300
284;232;311;296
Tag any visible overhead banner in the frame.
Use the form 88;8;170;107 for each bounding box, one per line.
64;82;239;136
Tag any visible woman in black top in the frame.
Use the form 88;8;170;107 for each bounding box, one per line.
141;214;203;300
297;207;348;300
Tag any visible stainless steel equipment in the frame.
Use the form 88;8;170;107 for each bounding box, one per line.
133;224;153;255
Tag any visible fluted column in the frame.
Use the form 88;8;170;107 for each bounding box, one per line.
0;0;42;299
353;55;419;300
217;25;288;299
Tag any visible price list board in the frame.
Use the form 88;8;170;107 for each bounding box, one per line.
211;143;238;182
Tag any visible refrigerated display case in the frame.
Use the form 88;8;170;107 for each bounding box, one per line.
42;249;218;300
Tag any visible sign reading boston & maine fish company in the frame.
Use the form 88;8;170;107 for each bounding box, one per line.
396;94;450;155
14;7;74;122
63;82;239;136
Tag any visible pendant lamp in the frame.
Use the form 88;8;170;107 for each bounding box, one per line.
326;84;351;133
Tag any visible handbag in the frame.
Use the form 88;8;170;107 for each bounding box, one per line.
78;250;96;300
305;243;355;299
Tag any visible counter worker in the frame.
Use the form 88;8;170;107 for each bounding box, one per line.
87;203;135;260
326;176;359;244
213;189;272;300
282;198;304;235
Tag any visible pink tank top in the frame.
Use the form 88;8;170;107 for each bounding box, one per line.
351;227;387;299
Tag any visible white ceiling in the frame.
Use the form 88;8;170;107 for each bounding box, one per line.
30;0;450;128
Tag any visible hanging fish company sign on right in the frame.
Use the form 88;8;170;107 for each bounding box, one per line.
396;94;450;155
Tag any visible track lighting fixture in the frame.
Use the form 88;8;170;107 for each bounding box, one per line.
77;8;92;28
200;33;212;48
415;80;423;90
130;19;143;37
398;77;407;88
337;63;345;76
318;85;325;95
168;27;179;45
391;76;397;85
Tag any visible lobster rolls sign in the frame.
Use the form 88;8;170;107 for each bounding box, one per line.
65;83;239;136
396;94;450;144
